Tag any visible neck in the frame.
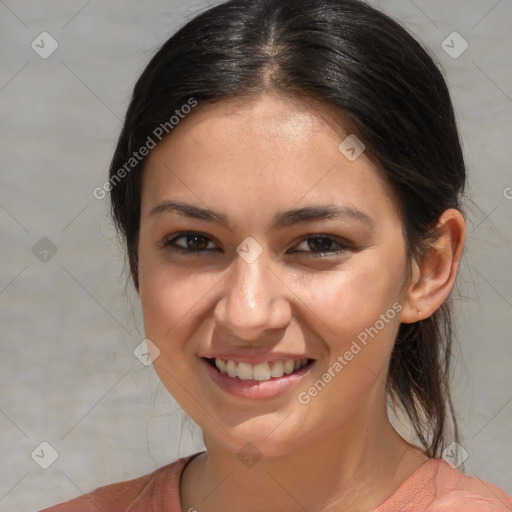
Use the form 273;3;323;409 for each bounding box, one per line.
181;398;428;512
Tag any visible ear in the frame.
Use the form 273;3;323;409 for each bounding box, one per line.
401;208;465;323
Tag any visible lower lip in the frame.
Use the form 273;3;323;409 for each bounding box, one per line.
201;358;314;400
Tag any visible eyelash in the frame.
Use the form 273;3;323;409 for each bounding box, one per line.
159;231;351;258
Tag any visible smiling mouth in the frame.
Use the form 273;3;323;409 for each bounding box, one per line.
204;357;315;381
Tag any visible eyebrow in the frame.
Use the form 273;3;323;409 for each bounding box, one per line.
149;200;374;230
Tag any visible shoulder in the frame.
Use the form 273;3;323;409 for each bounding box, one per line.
377;458;512;512
428;459;512;511
39;453;202;512
429;459;512;511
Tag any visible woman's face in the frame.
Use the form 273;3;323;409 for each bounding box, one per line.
138;93;411;456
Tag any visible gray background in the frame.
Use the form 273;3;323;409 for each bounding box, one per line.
0;1;511;510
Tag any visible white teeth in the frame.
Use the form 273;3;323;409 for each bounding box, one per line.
237;362;253;380
253;362;271;381
284;360;295;375
270;360;284;377
227;360;237;378
215;358;227;374
213;357;310;381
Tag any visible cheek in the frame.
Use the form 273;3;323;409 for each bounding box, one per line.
294;270;402;421
138;263;214;400
295;251;405;405
304;257;403;338
139;264;213;347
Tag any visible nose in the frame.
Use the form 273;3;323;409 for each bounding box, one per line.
213;249;292;341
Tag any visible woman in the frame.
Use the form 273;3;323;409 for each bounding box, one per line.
43;0;512;510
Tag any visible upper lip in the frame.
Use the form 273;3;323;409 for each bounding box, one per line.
200;352;313;365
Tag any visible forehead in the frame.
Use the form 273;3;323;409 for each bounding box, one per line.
141;93;401;225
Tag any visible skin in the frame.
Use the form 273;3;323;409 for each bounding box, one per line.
137;93;465;512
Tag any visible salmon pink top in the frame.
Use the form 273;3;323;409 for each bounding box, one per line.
41;451;512;511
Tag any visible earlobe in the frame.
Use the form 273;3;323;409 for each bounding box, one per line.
401;209;465;324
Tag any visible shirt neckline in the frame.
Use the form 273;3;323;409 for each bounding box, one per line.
374;456;439;510
174;452;437;511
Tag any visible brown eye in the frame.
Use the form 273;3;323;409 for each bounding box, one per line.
160;232;218;255
291;236;349;257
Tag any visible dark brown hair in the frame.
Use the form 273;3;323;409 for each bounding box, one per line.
109;0;464;457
